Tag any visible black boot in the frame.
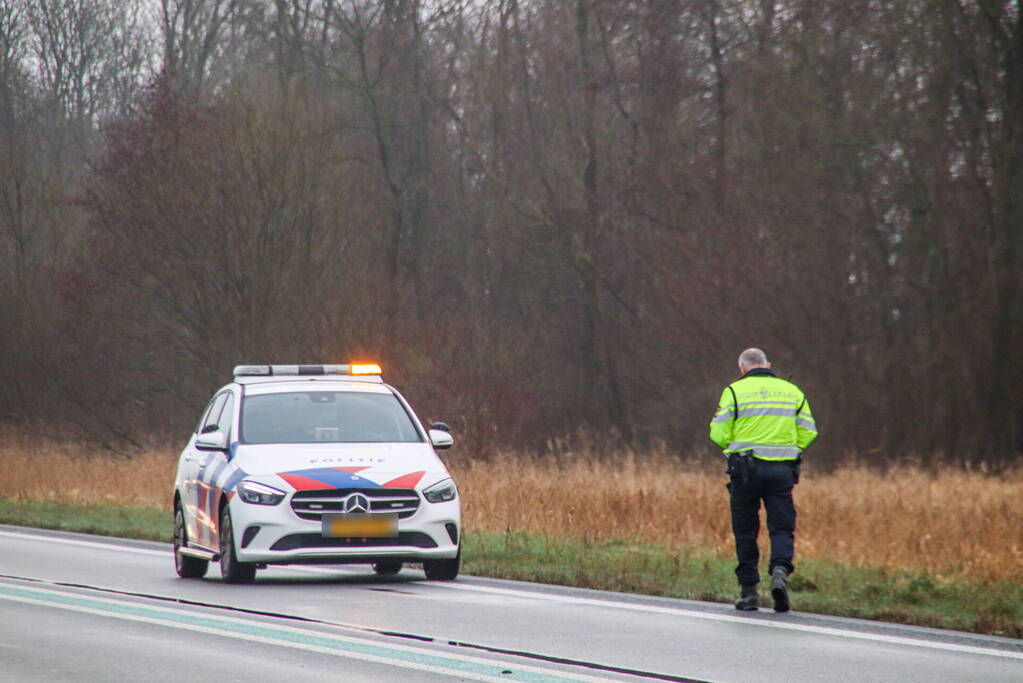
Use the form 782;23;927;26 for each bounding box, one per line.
735;584;758;611
771;566;790;613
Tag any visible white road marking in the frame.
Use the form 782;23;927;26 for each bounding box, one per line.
0;529;359;572
0;529;167;556
421;581;1023;661
4;528;1021;662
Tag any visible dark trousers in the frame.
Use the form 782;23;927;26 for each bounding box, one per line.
728;459;797;587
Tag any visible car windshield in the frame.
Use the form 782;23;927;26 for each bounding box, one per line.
240;391;422;444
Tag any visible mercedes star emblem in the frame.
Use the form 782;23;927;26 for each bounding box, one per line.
343;493;370;514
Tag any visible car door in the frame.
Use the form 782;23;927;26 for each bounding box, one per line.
185;392;228;548
202;392;235;549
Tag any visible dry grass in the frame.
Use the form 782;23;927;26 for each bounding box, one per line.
0;435;179;510
2;436;1021;582
455;451;1023;582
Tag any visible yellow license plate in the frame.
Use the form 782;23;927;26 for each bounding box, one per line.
322;513;398;538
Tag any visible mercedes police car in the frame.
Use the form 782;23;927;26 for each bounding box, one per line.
172;364;460;583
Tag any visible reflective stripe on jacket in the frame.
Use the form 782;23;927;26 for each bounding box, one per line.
709;368;817;460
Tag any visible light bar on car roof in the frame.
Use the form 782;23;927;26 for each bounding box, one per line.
349;363;382;375
233;364;382;377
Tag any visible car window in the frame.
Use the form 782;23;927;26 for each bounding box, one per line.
200;393;229;434
196;394;223;434
216;394;235;438
240;392;422;444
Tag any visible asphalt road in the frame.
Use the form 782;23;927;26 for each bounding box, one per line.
1;525;1021;682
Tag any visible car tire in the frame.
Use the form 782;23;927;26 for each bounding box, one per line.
219;506;257;584
174;503;208;579
372;561;403;576
422;550;460;581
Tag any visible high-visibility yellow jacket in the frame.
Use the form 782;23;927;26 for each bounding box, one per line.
709;368;817;460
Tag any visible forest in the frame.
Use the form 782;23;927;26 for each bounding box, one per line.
0;0;1021;464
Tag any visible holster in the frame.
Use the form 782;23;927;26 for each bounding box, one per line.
727;451;756;483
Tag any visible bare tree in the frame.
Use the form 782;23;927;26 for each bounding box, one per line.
160;0;243;96
28;0;150;130
980;0;1023;455
1;0;1021;461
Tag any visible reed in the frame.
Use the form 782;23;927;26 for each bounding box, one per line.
2;436;1019;582
455;451;1023;582
0;438;177;510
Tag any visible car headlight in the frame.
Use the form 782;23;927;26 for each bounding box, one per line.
423;478;457;503
237;480;286;506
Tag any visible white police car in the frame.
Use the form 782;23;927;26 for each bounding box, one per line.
172;364;460;583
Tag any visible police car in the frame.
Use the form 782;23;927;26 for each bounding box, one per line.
172;364;460;583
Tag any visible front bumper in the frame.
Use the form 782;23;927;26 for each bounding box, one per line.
229;495;460;564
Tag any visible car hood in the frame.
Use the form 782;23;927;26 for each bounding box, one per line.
232;442;450;491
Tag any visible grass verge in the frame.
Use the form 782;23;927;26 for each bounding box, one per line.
0;499;169;542
2;498;1020;639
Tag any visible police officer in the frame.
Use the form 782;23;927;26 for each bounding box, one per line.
709;348;817;612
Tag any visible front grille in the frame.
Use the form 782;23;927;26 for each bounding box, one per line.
269;532;437;551
290;488;420;521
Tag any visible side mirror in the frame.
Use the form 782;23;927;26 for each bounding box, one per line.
429;429;454;450
430;421;450;433
195;430;228;451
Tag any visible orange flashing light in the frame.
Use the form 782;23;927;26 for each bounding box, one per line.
350;363;382;375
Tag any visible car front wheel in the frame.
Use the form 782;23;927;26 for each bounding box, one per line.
219;506;256;584
422;550;459;581
174;503;208;579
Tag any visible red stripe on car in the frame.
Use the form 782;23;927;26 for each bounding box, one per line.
382;471;425;488
278;472;334;491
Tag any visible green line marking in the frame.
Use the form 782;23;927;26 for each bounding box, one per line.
0;582;607;683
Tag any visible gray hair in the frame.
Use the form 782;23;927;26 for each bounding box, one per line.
739;347;769;368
